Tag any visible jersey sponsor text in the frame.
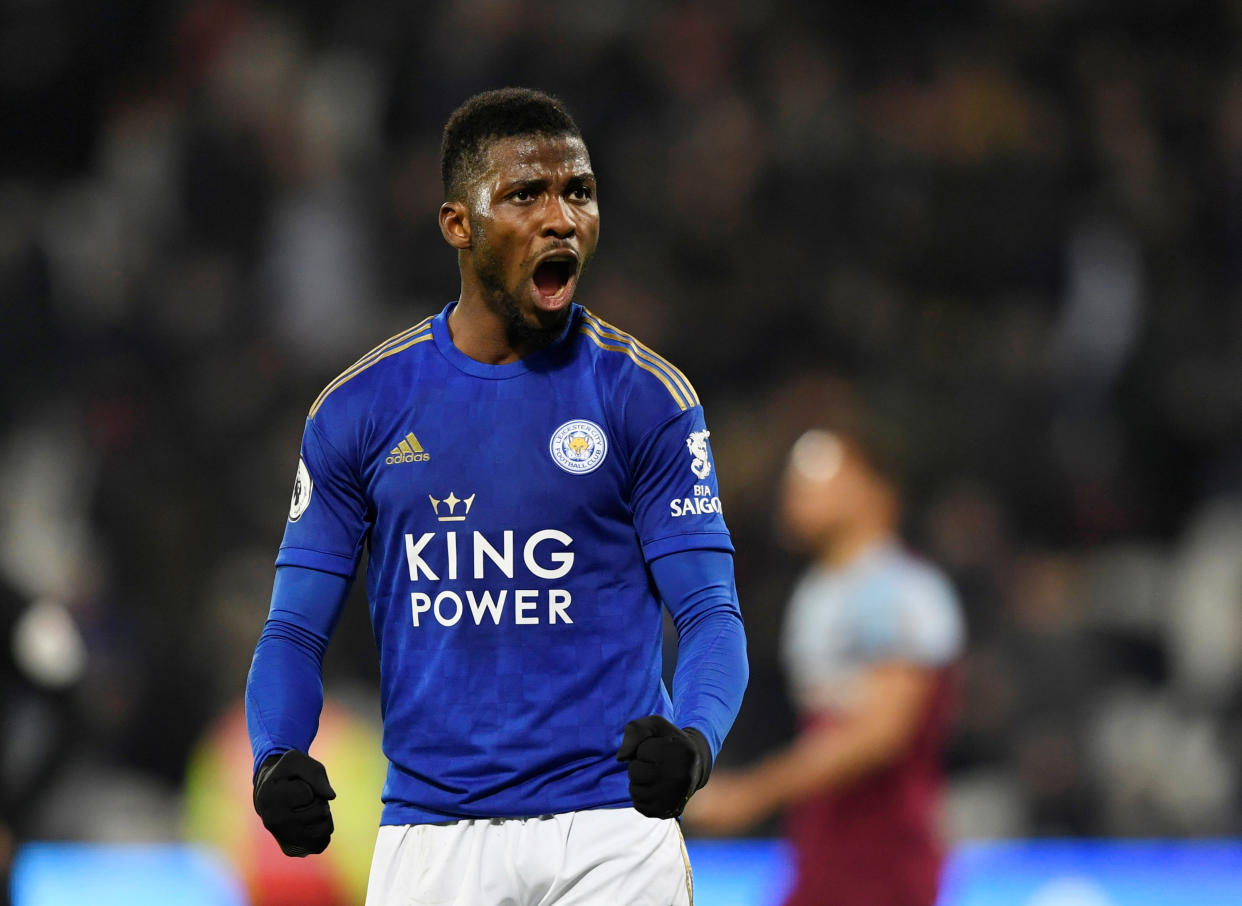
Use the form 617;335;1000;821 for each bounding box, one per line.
403;529;575;627
670;483;723;517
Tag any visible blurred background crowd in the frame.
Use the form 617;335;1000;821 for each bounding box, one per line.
4;0;1242;885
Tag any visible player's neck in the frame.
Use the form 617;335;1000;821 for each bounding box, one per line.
447;295;524;364
817;517;895;570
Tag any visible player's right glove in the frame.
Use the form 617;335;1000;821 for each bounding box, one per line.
616;715;712;819
252;749;336;856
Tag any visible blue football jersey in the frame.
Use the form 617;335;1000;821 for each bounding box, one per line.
277;302;732;824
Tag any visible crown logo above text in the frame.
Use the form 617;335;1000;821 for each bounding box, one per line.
429;492;476;521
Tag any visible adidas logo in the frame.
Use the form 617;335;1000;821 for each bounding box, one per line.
386;432;430;464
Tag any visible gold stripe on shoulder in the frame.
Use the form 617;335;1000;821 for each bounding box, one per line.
309;317;434;415
578;324;689;410
581;311;700;407
344;317;433;376
582;310;699;406
309;320;434;418
309;332;432;418
308;321;427;415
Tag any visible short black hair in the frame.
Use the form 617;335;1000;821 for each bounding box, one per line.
775;372;910;490
440;87;582;201
832;411;909;491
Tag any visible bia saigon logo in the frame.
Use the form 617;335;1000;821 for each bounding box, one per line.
549;419;607;475
288;458;313;522
670;429;722;517
686;429;712;479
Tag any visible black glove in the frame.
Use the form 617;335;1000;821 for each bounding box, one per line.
616;715;712;819
252;749;336;856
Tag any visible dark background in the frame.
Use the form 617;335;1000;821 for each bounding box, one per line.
3;0;1242;847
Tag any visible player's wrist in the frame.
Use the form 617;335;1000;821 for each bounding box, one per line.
253;749;291;787
682;725;712;793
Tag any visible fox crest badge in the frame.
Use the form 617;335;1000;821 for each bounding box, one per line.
550;419;607;475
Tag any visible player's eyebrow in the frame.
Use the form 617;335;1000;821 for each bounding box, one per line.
500;177;547;194
499;172;595;195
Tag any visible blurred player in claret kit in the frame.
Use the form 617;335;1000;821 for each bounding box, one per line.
686;420;964;906
244;87;748;905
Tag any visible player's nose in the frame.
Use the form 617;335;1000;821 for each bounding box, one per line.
542;197;575;239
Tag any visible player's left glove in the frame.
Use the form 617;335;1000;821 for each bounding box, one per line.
252;749;336;857
616;715;712;819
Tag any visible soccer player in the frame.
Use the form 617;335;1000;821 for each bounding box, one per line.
685;424;964;906
245;88;748;905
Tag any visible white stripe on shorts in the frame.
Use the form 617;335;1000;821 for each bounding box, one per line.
364;807;692;906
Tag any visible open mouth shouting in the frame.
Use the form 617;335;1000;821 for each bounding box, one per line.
531;249;579;311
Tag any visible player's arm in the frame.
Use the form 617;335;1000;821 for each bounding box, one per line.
614;383;747;818
685;661;935;833
758;661;935;797
246;565;349;855
617;548;748;819
246;565;350;772
246;414;369;855
686;569;963;834
657;547;748;760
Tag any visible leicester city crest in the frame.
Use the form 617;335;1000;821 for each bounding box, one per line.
550;419;607;475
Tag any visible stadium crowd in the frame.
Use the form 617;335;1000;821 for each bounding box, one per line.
3;0;1242;865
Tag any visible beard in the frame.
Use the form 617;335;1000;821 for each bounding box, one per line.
474;245;572;352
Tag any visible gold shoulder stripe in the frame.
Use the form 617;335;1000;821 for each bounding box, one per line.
581;311;700;407
309;317;433;416
309;327;434;418
309;332;432;417
587;313;700;407
338;316;433;381
578;324;689;410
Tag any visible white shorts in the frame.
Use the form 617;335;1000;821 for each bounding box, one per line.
364;807;693;906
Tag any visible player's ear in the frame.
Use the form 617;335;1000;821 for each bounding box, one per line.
439;201;471;250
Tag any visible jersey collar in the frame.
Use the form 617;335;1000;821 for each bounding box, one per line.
433;301;581;379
